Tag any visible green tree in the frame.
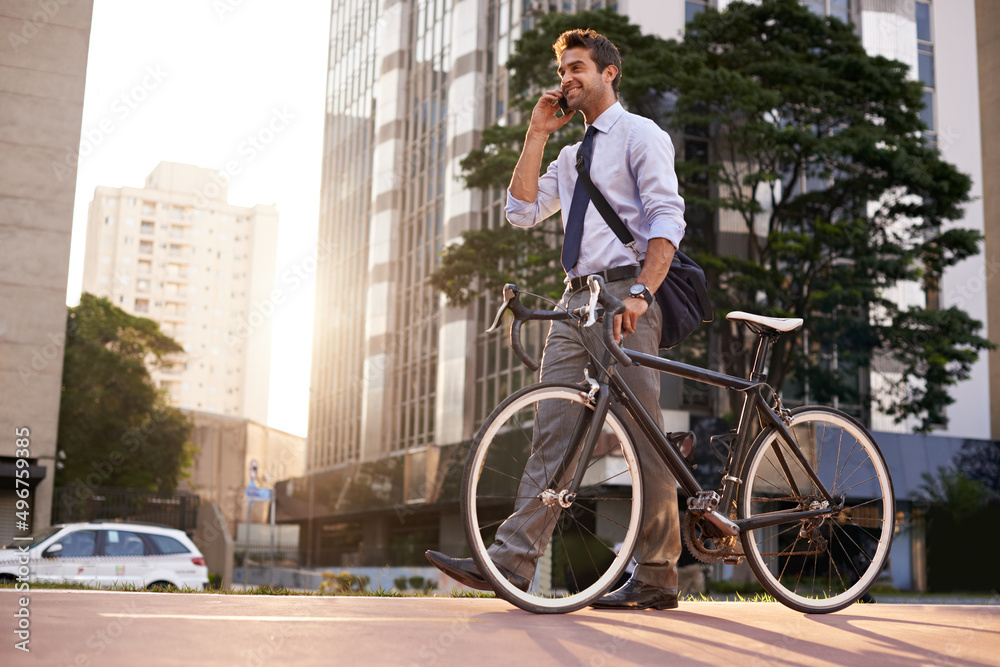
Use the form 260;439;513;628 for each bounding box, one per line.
56;294;194;493
916;466;991;523
431;1;992;431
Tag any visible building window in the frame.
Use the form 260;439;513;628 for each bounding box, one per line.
686;0;709;24
140;221;154;235
804;0;850;23
139;240;153;254
135;298;149;313
916;1;935;145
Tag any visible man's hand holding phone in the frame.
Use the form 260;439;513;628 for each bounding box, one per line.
528;88;576;138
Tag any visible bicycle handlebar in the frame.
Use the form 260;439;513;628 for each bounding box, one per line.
484;277;634;371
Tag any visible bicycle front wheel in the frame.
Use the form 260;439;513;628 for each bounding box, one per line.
738;406;895;613
462;382;643;614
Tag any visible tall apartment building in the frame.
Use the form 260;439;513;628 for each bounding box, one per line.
81;162;279;424
287;0;995;569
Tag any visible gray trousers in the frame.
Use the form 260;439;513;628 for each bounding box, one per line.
488;279;681;589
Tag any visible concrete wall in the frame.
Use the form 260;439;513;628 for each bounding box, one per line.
0;0;94;534
977;0;1000;440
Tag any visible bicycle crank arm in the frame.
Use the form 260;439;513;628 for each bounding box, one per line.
702;510;740;537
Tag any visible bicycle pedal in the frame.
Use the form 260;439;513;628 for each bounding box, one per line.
723;556;743;565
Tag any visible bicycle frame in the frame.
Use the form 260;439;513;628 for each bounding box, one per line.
496;279;842;538
558;343;841;539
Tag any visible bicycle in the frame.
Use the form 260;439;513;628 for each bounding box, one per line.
462;276;895;614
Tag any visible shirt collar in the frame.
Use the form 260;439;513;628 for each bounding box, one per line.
587;101;625;135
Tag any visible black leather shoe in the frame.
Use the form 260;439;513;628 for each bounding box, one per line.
425;550;530;592
590;577;679;610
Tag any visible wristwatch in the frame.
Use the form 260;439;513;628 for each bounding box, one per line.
629;283;654;306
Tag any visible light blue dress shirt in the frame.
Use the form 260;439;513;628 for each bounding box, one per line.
505;102;686;280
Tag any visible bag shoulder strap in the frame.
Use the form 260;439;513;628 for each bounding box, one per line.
575;158;640;259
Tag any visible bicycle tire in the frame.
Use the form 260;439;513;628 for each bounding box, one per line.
462;382;643;614
737;406;895;613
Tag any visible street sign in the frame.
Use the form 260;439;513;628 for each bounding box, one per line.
245;483;272;501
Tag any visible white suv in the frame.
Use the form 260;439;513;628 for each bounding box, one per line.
0;521;209;591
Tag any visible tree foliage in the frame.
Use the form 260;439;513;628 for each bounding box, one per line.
56;294;194;493
668;0;988;430
916;466;992;522
431;0;992;431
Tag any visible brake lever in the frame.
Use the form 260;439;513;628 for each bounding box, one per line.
486;283;517;333
584;276;601;328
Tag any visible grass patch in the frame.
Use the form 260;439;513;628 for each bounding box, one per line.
0;581;199;593
449;589;496;598
706;579;766;596
680;591;777;603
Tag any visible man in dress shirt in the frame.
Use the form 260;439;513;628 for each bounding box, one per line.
427;28;685;611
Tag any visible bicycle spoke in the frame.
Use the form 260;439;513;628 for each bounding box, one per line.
739;408;894;613
465;384;642;612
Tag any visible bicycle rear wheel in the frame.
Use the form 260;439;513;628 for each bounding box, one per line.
738;406;894;613
462;382;643;614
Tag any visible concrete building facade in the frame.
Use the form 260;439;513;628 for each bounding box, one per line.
0;0;95;542
182;410;305;537
81;162;279;424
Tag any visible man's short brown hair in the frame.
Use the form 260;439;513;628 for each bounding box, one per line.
553;29;622;96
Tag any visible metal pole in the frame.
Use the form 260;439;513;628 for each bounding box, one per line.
243;499;252;588
269;495;276;587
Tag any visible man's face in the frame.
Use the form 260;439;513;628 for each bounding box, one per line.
557;46;615;111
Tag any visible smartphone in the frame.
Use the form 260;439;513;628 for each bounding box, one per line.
558;95;569;112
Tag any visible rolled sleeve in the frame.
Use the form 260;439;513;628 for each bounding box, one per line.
505;155;562;228
631;124;686;250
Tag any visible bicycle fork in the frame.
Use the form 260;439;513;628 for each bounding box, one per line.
537;375;610;509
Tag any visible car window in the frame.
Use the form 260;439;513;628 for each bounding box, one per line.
102;530;148;557
2;525;61;550
146;533;191;555
54;530;98;557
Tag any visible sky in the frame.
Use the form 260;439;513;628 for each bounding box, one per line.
66;0;334;437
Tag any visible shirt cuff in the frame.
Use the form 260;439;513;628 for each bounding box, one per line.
647;217;686;251
504;190;538;228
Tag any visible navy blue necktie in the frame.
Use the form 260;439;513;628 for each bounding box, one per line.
561;125;598;273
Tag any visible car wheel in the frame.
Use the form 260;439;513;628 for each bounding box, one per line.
147;581;177;592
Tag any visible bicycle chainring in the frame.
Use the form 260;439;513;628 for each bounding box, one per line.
682;510;744;564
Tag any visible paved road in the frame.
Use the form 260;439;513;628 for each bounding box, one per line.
2;589;998;666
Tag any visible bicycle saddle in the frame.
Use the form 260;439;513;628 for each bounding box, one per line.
726;311;803;333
